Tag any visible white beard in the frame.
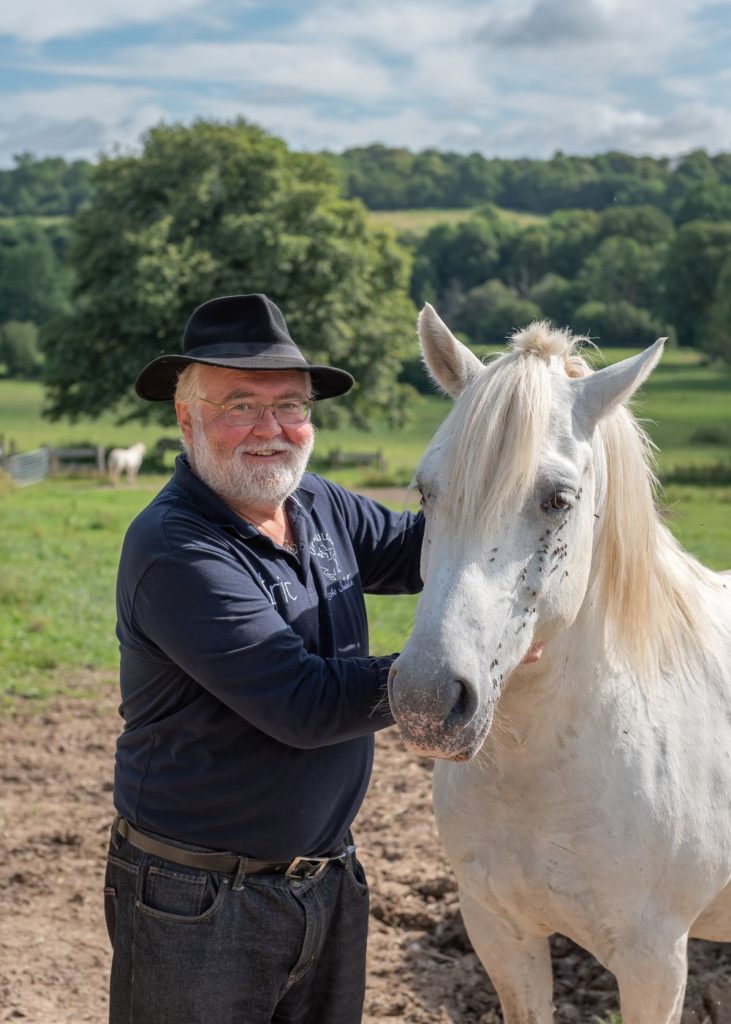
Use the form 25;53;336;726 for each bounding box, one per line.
187;416;314;511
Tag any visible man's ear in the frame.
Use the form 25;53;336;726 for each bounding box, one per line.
176;401;194;448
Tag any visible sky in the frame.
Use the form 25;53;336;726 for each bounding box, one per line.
1;0;731;168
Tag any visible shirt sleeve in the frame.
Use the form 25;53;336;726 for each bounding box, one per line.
318;480;425;594
128;538;396;751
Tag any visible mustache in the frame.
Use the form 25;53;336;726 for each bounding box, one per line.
235;441;299;455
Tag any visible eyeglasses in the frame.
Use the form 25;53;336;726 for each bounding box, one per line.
195;396;313;427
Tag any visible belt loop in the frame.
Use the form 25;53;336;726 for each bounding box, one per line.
110;814;121;850
232;856;249;892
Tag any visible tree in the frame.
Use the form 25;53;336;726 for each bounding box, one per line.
546;209;600;278
42;120;417;427
0;153;91;216
667;149;717;208
573;300;668;348
0;320;43;377
598;205;674;246
411;206;514;306
502;225;551;294
458;279;543;346
702;255;731;362
663;220;731;346
0;220;69;325
575;236;665;311
528;273;575;325
674;182;731;226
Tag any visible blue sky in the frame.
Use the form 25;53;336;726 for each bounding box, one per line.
1;0;730;167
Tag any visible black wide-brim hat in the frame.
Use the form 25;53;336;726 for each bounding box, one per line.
135;293;354;401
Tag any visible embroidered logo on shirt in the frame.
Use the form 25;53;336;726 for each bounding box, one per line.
310;531;353;599
310;532;342;581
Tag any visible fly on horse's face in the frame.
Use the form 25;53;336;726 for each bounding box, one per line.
388;305;665;761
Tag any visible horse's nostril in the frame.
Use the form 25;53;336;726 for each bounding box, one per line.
443;678;476;728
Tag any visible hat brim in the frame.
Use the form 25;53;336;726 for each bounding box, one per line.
135;354;354;402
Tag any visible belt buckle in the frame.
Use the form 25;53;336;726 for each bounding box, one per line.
285;856;330;880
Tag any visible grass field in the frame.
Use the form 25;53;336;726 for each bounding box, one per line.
0;343;729;704
3;345;728;479
367;206;547;238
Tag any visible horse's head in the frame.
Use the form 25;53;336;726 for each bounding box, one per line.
389;304;665;760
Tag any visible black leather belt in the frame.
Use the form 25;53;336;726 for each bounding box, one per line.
114;817;353;880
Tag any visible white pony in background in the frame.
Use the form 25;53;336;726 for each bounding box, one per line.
107;442;146;485
389;305;730;1024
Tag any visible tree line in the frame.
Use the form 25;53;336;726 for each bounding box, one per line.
0;126;729;419
339;145;731;219
404;203;731;377
4;143;731;220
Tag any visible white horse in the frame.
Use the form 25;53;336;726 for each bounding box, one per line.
389;305;730;1024
107;442;146;484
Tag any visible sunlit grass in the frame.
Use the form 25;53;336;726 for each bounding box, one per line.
366;206;547;238
1;343;728;704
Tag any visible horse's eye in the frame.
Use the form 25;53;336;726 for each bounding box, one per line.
541;491;573;515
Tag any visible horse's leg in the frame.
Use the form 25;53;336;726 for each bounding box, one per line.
610;932;688;1024
459;890;554;1024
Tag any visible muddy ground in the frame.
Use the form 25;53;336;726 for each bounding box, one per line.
0;672;729;1023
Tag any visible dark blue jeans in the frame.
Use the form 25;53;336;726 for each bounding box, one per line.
104;823;369;1024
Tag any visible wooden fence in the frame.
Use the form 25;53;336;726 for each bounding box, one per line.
0;439;106;485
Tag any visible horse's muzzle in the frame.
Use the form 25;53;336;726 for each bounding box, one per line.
388;664;489;759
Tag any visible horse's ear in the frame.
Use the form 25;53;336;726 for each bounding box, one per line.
571;337;665;431
418;303;483;398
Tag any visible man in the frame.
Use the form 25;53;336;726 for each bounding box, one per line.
105;293;424;1024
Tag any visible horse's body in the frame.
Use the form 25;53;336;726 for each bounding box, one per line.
389;306;730;1024
107;443;146;484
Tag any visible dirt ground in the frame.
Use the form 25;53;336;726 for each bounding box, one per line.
1;672;729;1024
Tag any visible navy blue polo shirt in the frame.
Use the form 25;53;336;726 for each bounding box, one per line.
113;455;424;859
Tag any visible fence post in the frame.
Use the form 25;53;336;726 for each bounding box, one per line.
97;446;106;475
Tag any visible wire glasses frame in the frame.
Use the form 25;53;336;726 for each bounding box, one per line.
195;396;313;427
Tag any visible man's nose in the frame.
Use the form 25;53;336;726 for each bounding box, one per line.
250;407;283;437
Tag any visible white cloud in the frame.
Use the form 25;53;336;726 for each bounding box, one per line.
294;0;479;54
485;0;610;46
476;0;714;80
28;40;397;104
238;102;480;154
0;0;209;43
460;97;731;159
0;0;729;165
0;85;165;164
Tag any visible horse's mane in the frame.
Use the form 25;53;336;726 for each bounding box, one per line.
438;321;725;677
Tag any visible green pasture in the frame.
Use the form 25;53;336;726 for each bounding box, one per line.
0;474;727;707
2;345;729;481
367;206;546;238
0;379;182;454
0;343;729;705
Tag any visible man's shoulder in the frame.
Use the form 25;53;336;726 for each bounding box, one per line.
299;472;342;499
122;481;210;562
297;473;364;514
300;472;373;501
